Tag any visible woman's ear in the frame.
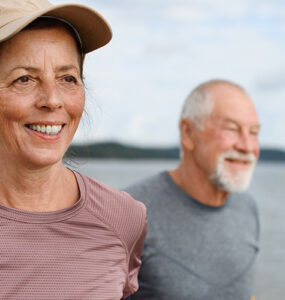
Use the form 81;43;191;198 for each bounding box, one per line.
180;118;195;151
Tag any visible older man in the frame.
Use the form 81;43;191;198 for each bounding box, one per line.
125;79;260;300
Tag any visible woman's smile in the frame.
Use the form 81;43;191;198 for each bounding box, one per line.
27;124;63;135
25;123;65;141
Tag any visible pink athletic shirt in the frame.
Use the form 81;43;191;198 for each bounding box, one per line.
0;171;147;299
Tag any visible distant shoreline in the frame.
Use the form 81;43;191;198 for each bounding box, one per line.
67;141;285;162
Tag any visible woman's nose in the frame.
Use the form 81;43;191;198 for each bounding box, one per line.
36;81;63;111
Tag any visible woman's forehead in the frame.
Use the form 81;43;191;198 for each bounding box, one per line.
0;26;81;63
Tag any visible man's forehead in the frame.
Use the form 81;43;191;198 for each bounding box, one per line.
211;86;256;112
207;87;259;126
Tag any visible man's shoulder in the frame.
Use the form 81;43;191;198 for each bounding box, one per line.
229;192;258;210
228;192;259;224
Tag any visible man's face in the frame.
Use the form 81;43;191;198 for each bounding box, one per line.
191;84;260;193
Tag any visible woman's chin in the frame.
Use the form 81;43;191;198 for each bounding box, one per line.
18;150;65;170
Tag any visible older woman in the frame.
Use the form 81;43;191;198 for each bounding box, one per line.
0;0;147;299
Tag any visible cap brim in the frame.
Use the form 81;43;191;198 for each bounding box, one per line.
0;3;112;53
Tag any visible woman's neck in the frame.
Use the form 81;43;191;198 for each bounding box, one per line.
0;162;79;212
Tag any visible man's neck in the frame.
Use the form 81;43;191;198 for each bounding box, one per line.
169;162;228;207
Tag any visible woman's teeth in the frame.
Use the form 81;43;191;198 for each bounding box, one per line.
28;124;62;135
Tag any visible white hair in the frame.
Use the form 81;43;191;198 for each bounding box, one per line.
180;79;246;130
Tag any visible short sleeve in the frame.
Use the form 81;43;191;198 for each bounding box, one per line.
123;215;147;298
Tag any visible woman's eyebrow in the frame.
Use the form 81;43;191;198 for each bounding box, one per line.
55;65;79;72
10;66;39;73
9;65;79;73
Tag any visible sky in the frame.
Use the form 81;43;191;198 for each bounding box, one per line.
54;0;285;149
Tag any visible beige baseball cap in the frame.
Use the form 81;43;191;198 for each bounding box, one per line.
0;0;112;53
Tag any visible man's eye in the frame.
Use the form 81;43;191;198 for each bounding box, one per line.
226;127;238;131
251;131;259;136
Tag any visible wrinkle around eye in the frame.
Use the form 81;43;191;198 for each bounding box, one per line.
56;77;84;93
61;73;83;85
12;75;37;91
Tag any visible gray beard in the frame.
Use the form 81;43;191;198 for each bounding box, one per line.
210;152;256;193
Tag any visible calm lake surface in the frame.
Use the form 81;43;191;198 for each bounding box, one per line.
73;159;285;299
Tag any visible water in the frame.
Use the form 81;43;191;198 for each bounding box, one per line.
73;159;285;299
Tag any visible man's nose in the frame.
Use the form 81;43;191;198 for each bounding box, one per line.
235;130;258;154
36;81;63;111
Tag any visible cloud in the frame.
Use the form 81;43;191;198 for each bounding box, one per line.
255;71;285;92
52;0;285;149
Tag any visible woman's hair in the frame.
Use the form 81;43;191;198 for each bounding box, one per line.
24;17;85;78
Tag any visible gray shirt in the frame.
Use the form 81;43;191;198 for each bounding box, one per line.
125;171;260;300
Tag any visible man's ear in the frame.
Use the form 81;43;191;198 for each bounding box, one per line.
180;118;195;151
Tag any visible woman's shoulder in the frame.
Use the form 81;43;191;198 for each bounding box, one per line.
74;170;145;210
74;171;147;248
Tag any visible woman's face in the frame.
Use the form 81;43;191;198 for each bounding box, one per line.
0;26;85;169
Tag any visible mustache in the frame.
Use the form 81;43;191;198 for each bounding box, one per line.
221;150;257;164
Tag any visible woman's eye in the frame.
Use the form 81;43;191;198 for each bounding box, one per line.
63;76;77;83
15;76;30;83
